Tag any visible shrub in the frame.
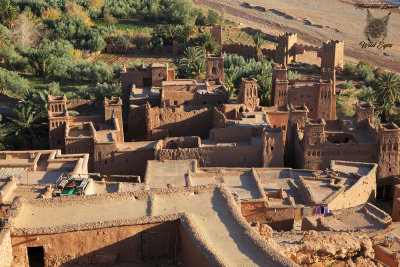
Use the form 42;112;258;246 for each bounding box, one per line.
207;10;220;25
0;68;30;98
287;70;301;80
357;60;375;72
357;65;375;84
339;80;355;89
0;46;29;71
357;85;375;103
104;13;117;26
344;62;356;75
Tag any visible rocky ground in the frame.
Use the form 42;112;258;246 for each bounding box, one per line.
195;0;400;72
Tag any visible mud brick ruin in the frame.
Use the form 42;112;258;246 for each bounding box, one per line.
2;27;400;267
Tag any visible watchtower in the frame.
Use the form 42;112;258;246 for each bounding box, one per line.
262;127;284;167
377;123;400;181
271;65;289;108
285;105;309;167
303;119;326;146
275;32;298;66
206;54;225;83
48;95;69;152
320;40;344;70
238;78;259;110
355;103;375;127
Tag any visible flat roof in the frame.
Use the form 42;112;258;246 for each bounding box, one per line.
8;185;295;267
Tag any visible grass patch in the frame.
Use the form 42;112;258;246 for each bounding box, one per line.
95;19;153;33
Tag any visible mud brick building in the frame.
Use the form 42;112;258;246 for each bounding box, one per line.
271;65;336;120
287;103;400;196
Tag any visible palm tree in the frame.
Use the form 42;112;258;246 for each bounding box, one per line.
0;0;18;27
252;33;264;62
375;71;400;122
179;46;206;79
251;63;272;105
7;104;47;149
225;67;239;97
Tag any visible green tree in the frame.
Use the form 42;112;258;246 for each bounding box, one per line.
0;0;18;27
357;85;375;103
7;103;47;149
177;46;205;79
162;0;197;26
207;10;220;25
375;71;400;122
188;32;220;54
0;23;10;47
0;67;30;98
252;33;264;61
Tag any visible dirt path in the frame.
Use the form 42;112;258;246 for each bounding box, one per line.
195;0;400;72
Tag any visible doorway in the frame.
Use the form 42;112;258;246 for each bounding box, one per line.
27;246;44;267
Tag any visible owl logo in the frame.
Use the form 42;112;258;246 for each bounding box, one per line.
364;10;391;42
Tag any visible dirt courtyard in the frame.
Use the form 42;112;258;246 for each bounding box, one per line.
195;0;400;72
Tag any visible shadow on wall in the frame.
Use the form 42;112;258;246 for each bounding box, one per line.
28;221;212;266
151;109;214;140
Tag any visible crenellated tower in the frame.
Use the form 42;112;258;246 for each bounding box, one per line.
237;78;259;110
48;95;69;152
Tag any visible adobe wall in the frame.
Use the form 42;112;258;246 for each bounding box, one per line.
213;127;252;143
212;108;228;128
288;86;320;119
93;142;155;178
128;104;147;141
373;245;400;267
222;43;256;58
240;202;302;231
177;223;212;267
262;128;284;167
155;145;263;168
263;109;290;142
393;185;400;221
147;106;213;140
11;221;182;266
0;229;12;267
301;143;378;171
377;124;400;180
327;162;377;210
121;69;151;115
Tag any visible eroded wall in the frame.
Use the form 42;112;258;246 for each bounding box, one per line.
11;221;209;267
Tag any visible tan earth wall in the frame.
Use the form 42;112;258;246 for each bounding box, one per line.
11;221;209;267
392;185;400;221
0;229;12;267
241;202;302;231
156;146;263;168
327;163;376;210
373;245;400;267
147;106;213;140
301;143;378;171
93;142;155;178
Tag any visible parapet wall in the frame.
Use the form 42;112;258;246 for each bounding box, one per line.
0;229;12;267
147;106;214;140
156;145;263;168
